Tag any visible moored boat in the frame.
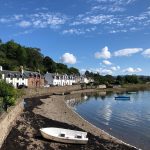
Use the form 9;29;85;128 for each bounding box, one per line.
115;96;130;100
127;91;137;94
40;127;88;144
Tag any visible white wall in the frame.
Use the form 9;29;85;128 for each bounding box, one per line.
52;78;75;86
5;77;28;88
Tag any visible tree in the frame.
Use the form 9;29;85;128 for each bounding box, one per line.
124;75;139;84
116;75;124;84
56;63;68;74
85;70;90;77
68;67;80;75
43;56;56;73
105;75;115;84
26;47;44;71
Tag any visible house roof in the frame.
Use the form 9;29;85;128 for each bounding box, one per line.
0;70;44;79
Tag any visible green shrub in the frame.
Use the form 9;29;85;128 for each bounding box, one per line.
0;80;17;108
4;96;16;106
0;81;17;97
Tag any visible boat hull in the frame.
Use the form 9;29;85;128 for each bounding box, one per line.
115;96;130;100
40;128;88;144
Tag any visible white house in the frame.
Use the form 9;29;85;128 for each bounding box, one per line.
44;73;76;86
0;66;28;88
98;84;107;89
80;76;94;84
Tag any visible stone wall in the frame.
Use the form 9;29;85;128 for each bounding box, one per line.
0;99;23;148
23;85;81;97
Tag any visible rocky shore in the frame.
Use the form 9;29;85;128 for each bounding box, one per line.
1;94;137;150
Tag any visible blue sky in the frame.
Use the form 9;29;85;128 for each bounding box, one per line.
0;0;150;75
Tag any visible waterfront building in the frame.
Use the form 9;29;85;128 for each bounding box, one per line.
98;84;107;89
44;72;94;86
0;66;44;88
44;72;76;86
80;75;94;84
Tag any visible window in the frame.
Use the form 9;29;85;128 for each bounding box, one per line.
59;133;65;137
75;135;82;139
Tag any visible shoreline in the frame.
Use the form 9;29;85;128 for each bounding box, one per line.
1;91;138;150
65;97;138;149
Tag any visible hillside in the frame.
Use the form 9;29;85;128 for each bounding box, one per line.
0;39;79;75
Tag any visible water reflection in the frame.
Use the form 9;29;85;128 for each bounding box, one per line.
99;101;113;126
66;90;150;150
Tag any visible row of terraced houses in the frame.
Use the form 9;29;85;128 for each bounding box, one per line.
0;66;93;88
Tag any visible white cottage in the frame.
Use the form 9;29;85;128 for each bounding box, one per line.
44;73;76;86
0;66;28;88
80;76;94;84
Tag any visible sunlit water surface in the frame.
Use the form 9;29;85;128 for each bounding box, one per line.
66;91;150;150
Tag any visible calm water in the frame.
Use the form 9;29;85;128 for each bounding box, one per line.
67;91;150;150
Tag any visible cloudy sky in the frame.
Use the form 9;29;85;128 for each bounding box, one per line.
0;0;150;75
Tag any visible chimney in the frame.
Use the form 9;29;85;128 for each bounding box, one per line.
20;66;24;74
0;66;2;71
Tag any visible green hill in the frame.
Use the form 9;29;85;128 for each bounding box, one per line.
0;39;79;75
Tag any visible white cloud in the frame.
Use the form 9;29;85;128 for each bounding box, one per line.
103;60;112;65
60;53;77;64
100;68;113;75
62;29;85;35
62;27;97;35
80;65;121;75
123;67;142;74
95;46;111;59
13;15;23;20
95;0;136;5
72;15;114;25
18;21;31;27
114;48;143;57
2;12;68;29
109;29;127;34
92;68;113;75
111;66;120;71
31;13;68;28
142;49;150;57
1;0;150;35
91;0;136;13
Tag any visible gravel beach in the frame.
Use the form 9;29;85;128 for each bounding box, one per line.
1;94;137;150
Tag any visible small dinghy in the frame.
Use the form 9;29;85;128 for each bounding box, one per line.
127;91;137;94
115;96;130;100
40;127;88;144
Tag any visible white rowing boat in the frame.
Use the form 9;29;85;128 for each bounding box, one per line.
40;127;88;144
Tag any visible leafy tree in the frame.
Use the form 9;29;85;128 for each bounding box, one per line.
43;56;56;73
116;75;124;85
85;70;90;77
5;40;19;59
56;63;68;74
124;75;140;84
68;67;80;75
105;75;115;84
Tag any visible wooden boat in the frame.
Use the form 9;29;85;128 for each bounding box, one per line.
127;91;137;94
115;96;130;100
40;127;88;144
